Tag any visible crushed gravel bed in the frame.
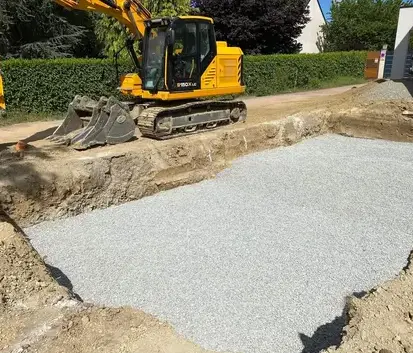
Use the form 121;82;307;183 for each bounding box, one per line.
362;80;413;101
26;134;413;353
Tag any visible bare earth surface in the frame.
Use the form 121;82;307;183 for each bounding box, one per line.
0;120;62;145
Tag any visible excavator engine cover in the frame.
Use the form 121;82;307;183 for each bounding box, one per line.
47;95;136;150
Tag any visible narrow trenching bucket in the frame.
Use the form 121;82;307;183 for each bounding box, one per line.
47;95;96;144
47;95;136;150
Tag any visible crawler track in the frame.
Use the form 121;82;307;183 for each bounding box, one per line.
137;100;247;139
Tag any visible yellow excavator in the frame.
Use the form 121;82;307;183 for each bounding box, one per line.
47;0;247;149
0;70;5;114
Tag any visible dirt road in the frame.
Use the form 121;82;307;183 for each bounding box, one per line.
242;84;364;107
0;85;363;144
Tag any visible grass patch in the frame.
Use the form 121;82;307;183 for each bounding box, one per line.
246;76;368;97
310;76;367;90
0;110;63;127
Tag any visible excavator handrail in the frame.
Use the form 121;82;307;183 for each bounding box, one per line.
54;0;151;38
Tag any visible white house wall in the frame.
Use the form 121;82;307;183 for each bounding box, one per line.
391;6;413;79
297;0;326;53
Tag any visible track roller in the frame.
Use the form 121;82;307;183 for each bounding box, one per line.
137;100;247;139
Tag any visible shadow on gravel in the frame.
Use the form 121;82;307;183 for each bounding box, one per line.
299;291;367;353
46;264;83;301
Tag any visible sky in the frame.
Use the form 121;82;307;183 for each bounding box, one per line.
319;0;332;19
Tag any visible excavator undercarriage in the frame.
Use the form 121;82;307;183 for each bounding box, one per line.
47;95;247;150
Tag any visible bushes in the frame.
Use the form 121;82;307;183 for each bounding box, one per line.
1;51;367;112
244;51;367;96
1;58;132;112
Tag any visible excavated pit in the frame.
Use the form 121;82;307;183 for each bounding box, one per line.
25;134;413;353
3;99;413;228
1;205;413;353
2;82;413;353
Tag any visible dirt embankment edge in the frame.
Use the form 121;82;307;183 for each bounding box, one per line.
0;218;215;353
331;101;413;142
3;100;413;227
0;114;328;227
326;251;413;353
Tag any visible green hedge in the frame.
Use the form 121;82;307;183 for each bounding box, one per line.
1;58;132;112
2;51;367;113
244;51;367;96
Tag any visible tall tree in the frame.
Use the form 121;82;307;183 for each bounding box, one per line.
145;0;192;15
192;0;310;55
321;0;413;52
0;0;101;59
95;0;191;58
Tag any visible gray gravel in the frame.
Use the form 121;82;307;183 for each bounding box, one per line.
26;134;413;353
363;80;413;101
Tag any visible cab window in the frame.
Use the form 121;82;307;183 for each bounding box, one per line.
199;22;216;72
200;23;211;62
170;22;199;87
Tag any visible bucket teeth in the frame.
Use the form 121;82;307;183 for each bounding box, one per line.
47;96;135;150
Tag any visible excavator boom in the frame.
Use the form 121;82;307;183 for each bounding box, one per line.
54;0;150;38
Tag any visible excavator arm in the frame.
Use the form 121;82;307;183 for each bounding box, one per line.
54;0;151;38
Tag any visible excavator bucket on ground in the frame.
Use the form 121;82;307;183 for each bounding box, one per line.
47;95;136;150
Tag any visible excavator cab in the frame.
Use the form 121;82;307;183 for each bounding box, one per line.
141;17;216;93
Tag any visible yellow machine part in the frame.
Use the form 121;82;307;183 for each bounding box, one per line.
0;73;5;110
54;0;149;38
178;15;213;23
119;41;245;101
47;1;247;148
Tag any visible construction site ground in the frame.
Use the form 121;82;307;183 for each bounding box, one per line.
2;80;413;353
0;84;362;144
26;134;413;353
